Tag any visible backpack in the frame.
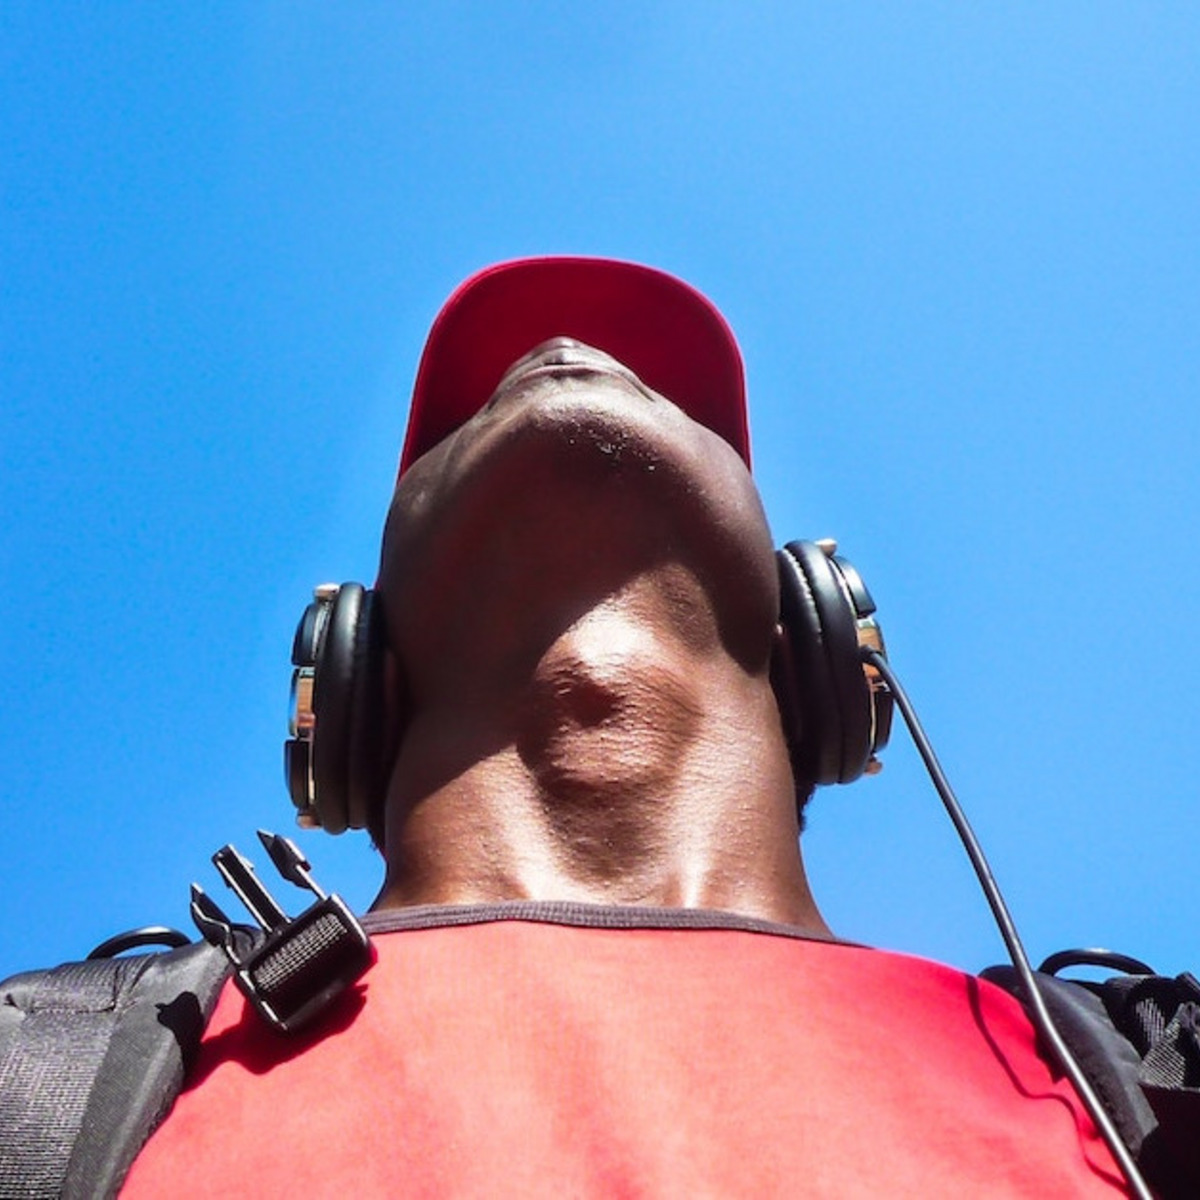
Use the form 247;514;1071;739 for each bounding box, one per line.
0;832;373;1200
0;935;231;1199
982;951;1200;1199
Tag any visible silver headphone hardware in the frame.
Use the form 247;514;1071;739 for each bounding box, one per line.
289;671;315;736
812;539;891;768
285;584;344;829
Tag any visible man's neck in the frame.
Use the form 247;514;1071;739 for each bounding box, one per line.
373;588;831;935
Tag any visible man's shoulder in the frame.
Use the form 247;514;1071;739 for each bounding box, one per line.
125;905;1125;1196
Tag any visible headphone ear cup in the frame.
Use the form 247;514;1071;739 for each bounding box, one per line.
285;582;400;835
776;544;844;785
309;584;365;835
344;589;386;833
306;582;389;835
775;541;876;785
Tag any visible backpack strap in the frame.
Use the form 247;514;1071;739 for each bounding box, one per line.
0;940;231;1199
0;833;371;1197
1100;971;1200;1190
983;960;1200;1200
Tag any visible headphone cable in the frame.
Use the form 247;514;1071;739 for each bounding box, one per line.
861;648;1151;1200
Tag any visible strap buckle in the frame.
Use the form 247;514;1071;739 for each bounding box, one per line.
190;830;375;1034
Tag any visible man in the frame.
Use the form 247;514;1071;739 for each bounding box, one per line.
123;259;1125;1194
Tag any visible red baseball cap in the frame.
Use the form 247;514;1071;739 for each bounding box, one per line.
399;257;749;475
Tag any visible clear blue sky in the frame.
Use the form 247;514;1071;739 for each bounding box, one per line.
3;5;1197;977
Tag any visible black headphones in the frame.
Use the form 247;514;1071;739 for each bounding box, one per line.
284;538;893;834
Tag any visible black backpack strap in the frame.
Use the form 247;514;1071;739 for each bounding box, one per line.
0;834;369;1198
983;961;1200;1199
1099;971;1200;1190
982;967;1158;1157
0;941;231;1199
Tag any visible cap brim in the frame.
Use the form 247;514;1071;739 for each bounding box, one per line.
399;257;749;474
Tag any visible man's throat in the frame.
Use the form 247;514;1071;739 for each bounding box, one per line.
512;613;706;886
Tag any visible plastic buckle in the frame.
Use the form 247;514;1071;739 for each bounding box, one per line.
190;830;375;1034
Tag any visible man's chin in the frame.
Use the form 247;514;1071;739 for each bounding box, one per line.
383;372;777;668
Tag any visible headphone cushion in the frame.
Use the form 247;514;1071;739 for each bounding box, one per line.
311;583;366;835
778;542;872;784
345;589;385;833
777;545;841;784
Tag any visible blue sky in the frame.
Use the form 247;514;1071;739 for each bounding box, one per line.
3;4;1197;978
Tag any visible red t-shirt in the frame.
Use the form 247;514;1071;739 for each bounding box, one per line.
123;904;1125;1197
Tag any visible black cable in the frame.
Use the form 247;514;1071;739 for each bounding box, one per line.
861;648;1151;1200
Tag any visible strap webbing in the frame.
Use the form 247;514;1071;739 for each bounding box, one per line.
982;963;1200;1199
0;943;230;1199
